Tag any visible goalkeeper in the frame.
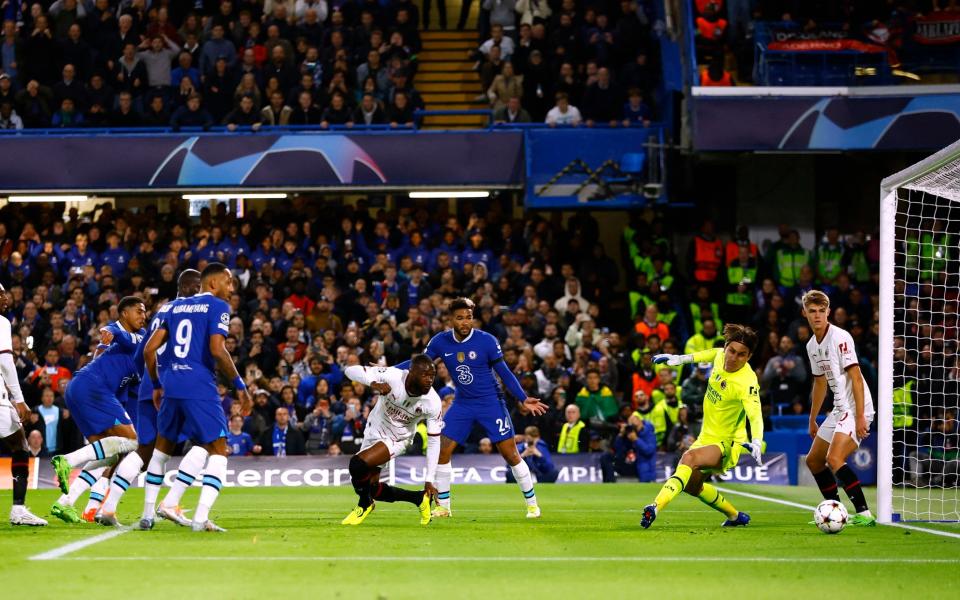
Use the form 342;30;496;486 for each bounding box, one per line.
641;324;763;529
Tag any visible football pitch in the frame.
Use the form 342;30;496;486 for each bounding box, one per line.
2;484;958;599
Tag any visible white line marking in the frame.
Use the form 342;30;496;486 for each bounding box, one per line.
29;529;130;561
716;486;960;540
58;556;960;564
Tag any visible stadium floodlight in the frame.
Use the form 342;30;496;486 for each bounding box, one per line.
7;195;88;203
181;193;288;200
879;140;960;525
408;191;490;199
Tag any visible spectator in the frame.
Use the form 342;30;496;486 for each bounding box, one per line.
27;429;45;457
477;23;514;61
487;61;523;111
170;92;214;131
493;95;531;124
352;92;387;125
622;87;652;127
576;368;618;423
648;382;683;448
602;413;657;482
0;100;23;129
34;386;64;455
321;92;353;127
255;406;306;456
224;94;263;131
51;97;83;127
761;335;808;410
483;0;518;38
141;94;170;126
15;80;54;128
28;349;72;397
261;90;293;125
200;24;237;75
171;51;201;90
544;91;581;126
227;413;255;456
136;35;180;90
386;90;414;127
114;43;147;100
680;363;710;421
515;426;558;483
582;67;622;127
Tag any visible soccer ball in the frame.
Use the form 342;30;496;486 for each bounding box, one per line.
813;500;848;534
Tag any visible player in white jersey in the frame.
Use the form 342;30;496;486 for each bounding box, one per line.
0;283;47;525
802;290;876;526
340;355;442;526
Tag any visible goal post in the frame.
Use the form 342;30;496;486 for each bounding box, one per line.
879;140;960;524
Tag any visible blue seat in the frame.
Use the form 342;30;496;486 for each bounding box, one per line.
619;152;646;175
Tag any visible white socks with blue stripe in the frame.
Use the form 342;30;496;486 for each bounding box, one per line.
101;452;144;515
193;455;227;524
143;450;171;519
510;460;538;507
161;446;208;510
59;466;106;506
435;462;452;510
63;436;138;468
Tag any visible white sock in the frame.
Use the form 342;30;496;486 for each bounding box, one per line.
83;477;111;513
61;466;106;506
143;450;171;519
102;452;144;514
63;437;138;468
83;454;120;470
511;460;538;507
161;446;208;509
193;455;227;524
436;462;452;510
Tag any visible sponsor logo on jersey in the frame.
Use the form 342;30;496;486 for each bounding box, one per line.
457;352;465;362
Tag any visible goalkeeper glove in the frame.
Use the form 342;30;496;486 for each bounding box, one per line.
742;439;763;466
652;354;692;367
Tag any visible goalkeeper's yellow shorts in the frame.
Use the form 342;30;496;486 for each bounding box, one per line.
689;436;742;474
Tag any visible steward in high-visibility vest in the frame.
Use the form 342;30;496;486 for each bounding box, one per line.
690;227;723;284
725;247;757;322
725;227;758;265
816;229;846;285
893;379;915;429
774;230;810;288
684;318;721;355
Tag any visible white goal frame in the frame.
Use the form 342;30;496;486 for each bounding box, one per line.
879;139;960;524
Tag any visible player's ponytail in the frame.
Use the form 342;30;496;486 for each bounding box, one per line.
722;323;758;355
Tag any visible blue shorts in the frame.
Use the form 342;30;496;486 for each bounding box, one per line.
137;397;158;446
65;377;132;439
442;397;514;444
124;393;139;429
157;397;227;446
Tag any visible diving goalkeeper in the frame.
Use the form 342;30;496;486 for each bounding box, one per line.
641;324;764;529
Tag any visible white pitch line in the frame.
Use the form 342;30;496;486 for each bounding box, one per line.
58;556;960;564
716;486;960;540
29;529;130;561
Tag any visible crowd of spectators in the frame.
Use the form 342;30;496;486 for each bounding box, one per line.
473;1;661;127
0;0;428;130
0;195;899;484
697;0;960;86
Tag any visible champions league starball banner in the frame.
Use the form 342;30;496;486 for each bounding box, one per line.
0;131;524;192
19;452;788;490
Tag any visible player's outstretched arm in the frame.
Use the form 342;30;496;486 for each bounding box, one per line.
491;359;548;415
209;333;251;415
653;347;720;367
344;364;392;394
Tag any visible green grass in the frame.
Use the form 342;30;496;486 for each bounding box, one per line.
2;484;959;599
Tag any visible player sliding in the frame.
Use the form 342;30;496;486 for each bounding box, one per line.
0;283;47;525
340;355;442;526
397;298;548;519
50;296;146;524
97;270;201;529
802;290;876;526
143;263;251;532
642;324;764;529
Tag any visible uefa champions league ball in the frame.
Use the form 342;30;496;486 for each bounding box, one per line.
814;500;848;534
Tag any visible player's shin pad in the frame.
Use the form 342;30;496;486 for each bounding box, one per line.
349;455;374;508
696;483;738;519
654;464;692;511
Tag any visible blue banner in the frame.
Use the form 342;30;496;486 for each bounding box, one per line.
693;92;960;151
0;131;524;192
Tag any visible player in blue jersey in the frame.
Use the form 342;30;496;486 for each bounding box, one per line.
398;298;548;518
143;263;251;532
50;296;147;524
97;270;201;528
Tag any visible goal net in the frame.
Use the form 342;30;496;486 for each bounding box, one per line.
880;142;960;524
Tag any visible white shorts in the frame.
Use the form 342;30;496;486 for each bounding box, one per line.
359;430;409;467
817;410;874;447
0;398;23;438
